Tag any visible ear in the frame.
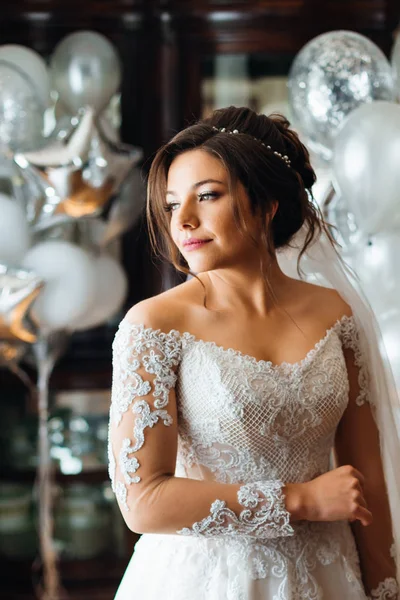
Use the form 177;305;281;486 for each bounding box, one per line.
268;201;279;222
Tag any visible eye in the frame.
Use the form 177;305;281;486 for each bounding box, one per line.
198;191;219;201
163;203;179;212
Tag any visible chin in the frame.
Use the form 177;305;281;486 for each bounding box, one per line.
186;258;217;274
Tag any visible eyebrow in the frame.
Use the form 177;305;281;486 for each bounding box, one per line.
166;179;225;196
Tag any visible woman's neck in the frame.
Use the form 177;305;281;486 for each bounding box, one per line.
199;258;292;318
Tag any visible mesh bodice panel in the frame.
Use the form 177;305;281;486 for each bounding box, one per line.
175;318;350;485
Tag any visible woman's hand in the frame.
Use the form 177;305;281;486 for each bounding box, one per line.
285;465;373;526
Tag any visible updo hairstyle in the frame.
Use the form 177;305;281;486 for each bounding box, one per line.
147;106;333;281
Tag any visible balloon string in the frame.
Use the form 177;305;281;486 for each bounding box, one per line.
35;339;64;600
6;360;38;406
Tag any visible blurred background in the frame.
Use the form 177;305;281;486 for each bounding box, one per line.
0;1;399;599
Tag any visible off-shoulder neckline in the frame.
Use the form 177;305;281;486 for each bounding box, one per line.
118;314;353;372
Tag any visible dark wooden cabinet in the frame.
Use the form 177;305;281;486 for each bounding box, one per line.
3;1;397;155
0;1;399;598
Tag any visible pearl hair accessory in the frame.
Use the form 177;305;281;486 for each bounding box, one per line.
212;126;291;167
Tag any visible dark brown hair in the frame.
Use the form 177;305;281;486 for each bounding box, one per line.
146;106;334;283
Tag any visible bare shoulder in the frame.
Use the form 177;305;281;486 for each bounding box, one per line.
123;278;200;334
311;283;351;315
289;279;352;327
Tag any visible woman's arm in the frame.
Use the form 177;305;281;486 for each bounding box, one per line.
108;306;388;545
108;310;295;540
335;321;398;598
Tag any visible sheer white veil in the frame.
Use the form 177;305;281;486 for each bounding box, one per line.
278;227;400;580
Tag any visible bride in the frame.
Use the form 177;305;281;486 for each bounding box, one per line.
108;106;399;599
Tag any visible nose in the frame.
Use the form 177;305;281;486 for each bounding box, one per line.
175;203;199;231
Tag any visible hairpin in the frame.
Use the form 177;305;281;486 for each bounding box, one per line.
211;126;291;167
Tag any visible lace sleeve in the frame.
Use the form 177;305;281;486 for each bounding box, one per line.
108;320;182;512
108;318;294;540
336;315;398;598
368;577;399;599
338;315;371;406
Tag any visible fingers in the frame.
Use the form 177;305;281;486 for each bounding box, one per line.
349;477;371;525
353;469;365;485
343;465;365;487
352;505;373;527
347;467;371;524
352;481;364;498
340;466;371;525
356;494;368;510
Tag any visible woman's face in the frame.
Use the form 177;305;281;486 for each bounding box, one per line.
166;149;264;274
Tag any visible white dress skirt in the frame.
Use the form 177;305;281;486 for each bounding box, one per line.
115;521;368;600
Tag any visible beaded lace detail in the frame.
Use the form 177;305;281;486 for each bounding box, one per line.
109;322;181;509
339;315;371;406
177;481;294;539
108;315;393;599
368;578;399;599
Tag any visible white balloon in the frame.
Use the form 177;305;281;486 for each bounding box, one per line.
0;44;50;107
0;62;44;152
354;233;400;316
332;101;400;235
0;193;31;265
21;241;97;332
71;254;127;330
50;31;121;115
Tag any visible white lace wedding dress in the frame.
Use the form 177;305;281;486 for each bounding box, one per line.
108;315;398;600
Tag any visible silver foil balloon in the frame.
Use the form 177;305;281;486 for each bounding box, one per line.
0;61;45;152
0;265;42;426
0;152;29;208
288;31;394;160
50;31;122;115
0;264;44;343
0;341;38;406
14;109;142;232
101;166;146;246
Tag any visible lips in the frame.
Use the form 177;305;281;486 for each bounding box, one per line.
182;238;212;251
182;238;212;247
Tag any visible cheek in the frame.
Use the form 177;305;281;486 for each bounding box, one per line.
208;203;237;233
169;217;179;242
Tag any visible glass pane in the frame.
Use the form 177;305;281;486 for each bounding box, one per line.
201;53;294;119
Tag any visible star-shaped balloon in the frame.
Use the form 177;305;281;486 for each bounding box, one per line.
13;107;142;232
0;150;30;211
101;165;146;246
0;264;44;343
21;107;95;167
